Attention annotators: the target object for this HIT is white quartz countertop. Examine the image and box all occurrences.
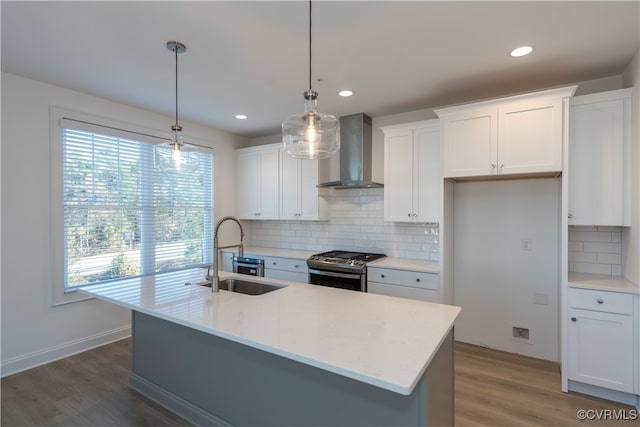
[80,269,460,395]
[368,257,439,273]
[569,272,640,294]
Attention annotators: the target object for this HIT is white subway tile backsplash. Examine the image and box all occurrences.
[568,241,583,252]
[246,188,439,261]
[569,231,612,242]
[597,253,621,264]
[583,242,621,253]
[568,226,622,274]
[568,251,597,263]
[569,262,612,275]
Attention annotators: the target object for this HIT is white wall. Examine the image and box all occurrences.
[622,51,639,285]
[453,179,560,362]
[0,72,246,376]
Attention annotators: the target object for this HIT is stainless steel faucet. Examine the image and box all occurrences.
[211,216,244,292]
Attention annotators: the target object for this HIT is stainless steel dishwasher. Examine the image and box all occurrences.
[232,256,265,277]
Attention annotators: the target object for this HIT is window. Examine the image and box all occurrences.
[51,109,213,300]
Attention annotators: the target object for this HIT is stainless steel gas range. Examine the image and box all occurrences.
[306,250,386,292]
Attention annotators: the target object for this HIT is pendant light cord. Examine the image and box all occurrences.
[175,45,179,128]
[308,0,312,92]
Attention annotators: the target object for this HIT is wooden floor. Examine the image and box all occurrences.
[1,339,635,426]
[454,342,635,427]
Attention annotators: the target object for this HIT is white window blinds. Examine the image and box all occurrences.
[61,123,213,290]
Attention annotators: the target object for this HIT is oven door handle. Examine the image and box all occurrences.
[308,268,361,280]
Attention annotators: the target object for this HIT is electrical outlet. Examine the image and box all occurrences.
[513,327,529,340]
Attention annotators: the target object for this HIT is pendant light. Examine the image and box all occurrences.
[282,0,339,160]
[155,41,199,173]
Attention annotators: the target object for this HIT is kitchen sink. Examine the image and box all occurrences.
[196,278,286,295]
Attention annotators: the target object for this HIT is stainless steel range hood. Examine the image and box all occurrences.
[317,113,383,189]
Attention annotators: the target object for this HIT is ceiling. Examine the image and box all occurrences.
[2,1,639,139]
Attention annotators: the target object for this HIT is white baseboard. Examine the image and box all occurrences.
[569,380,640,408]
[1,325,131,377]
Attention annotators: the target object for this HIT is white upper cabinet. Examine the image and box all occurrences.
[237,144,280,220]
[568,89,632,226]
[498,98,563,175]
[436,86,576,179]
[381,120,440,223]
[439,107,497,178]
[280,149,327,220]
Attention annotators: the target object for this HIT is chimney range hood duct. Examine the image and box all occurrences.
[317,113,383,189]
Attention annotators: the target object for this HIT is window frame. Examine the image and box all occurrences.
[50,106,214,306]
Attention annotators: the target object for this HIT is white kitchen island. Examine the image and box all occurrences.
[80,269,460,426]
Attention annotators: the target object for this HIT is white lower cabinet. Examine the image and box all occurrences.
[568,287,636,394]
[264,256,308,283]
[367,267,439,303]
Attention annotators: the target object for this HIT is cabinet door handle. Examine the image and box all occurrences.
[491,164,497,169]
[499,163,504,169]
[568,214,573,219]
[597,298,604,304]
[571,317,577,322]
[407,213,412,217]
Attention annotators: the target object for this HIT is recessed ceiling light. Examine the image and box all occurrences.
[510,46,534,57]
[235,114,248,120]
[338,90,353,97]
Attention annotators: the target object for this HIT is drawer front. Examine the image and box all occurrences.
[568,287,633,315]
[368,282,439,303]
[367,267,438,291]
[264,256,308,273]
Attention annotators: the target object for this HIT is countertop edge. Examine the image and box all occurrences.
[568,272,640,294]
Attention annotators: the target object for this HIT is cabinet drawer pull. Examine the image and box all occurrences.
[380,274,385,278]
[597,298,604,304]
[294,265,299,268]
[571,317,577,322]
[272,262,277,265]
[416,278,420,282]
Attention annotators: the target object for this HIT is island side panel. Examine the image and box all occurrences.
[130,311,454,426]
[424,328,454,426]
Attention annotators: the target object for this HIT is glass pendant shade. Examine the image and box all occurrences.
[283,90,340,160]
[156,40,199,173]
[154,125,199,173]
